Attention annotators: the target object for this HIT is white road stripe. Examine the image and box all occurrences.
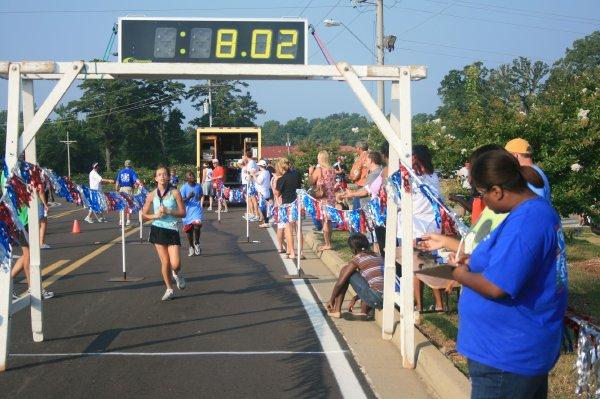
[266,227,368,399]
[11,351,347,357]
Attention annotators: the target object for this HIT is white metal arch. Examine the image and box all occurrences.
[0,60,425,371]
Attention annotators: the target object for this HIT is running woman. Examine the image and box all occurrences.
[181,171,203,257]
[142,166,187,301]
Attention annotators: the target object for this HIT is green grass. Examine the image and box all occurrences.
[329,230,354,262]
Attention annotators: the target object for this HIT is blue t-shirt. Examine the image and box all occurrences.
[529,164,551,203]
[457,197,568,376]
[116,167,138,188]
[180,183,203,225]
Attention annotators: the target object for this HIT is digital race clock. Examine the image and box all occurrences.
[118,17,308,64]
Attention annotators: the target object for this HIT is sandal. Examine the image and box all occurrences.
[327,310,341,319]
[317,245,332,252]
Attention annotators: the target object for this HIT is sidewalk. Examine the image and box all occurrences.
[299,224,472,399]
[293,232,436,398]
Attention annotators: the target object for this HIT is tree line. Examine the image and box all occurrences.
[1,30,599,218]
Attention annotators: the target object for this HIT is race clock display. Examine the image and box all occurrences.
[119,17,308,64]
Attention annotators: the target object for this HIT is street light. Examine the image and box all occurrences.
[323,19,376,58]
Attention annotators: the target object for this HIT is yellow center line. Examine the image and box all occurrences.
[48,208,85,219]
[43,226,142,289]
[19,259,71,284]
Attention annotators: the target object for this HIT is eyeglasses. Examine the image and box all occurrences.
[472,187,487,198]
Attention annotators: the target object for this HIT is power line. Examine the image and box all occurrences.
[455,0,600,24]
[319,0,344,25]
[399,38,525,58]
[398,1,457,36]
[394,5,587,35]
[0,5,356,15]
[420,0,600,25]
[298,0,316,16]
[309,12,366,60]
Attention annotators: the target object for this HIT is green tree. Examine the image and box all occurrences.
[187,80,264,128]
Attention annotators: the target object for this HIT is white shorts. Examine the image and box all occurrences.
[277,222,287,229]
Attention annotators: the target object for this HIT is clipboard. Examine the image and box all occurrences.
[414,264,456,280]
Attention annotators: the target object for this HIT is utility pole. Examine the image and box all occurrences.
[208,79,213,127]
[376,0,385,113]
[59,132,77,178]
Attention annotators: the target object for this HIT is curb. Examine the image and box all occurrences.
[303,230,471,399]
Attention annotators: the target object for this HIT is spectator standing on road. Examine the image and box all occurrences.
[348,141,369,209]
[505,138,551,202]
[201,161,214,210]
[453,149,567,398]
[242,151,260,221]
[0,172,54,299]
[212,159,228,213]
[142,166,187,301]
[326,234,383,319]
[255,159,272,227]
[275,158,303,259]
[308,151,337,252]
[181,171,203,257]
[271,161,286,253]
[115,159,142,226]
[85,162,114,224]
[38,188,50,249]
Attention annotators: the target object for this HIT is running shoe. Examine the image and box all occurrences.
[84,216,94,224]
[126,220,131,226]
[188,247,194,257]
[27,288,54,300]
[172,271,186,290]
[12,290,18,300]
[194,244,201,255]
[161,288,174,301]
[40,243,51,249]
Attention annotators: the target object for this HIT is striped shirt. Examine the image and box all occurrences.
[350,251,384,292]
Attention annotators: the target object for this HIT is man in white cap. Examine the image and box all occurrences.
[115,159,142,226]
[84,162,114,223]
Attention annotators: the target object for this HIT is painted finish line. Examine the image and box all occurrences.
[11,350,348,357]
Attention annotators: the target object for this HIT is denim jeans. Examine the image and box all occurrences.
[468,359,548,399]
[349,272,383,309]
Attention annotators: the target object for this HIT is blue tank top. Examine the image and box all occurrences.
[151,188,179,231]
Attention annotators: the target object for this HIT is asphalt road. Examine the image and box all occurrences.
[0,204,376,398]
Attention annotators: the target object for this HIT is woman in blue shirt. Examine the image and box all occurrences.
[452,149,567,399]
[142,166,187,301]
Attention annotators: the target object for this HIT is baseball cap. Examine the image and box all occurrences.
[212,159,219,163]
[505,138,532,154]
[257,159,267,167]
[124,159,131,167]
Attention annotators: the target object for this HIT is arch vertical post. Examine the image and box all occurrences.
[0,63,22,371]
[22,79,44,342]
[382,81,401,338]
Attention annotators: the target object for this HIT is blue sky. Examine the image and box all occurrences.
[1,0,599,126]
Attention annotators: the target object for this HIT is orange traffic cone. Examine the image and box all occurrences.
[72,219,81,234]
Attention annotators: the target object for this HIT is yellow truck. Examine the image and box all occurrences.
[196,127,261,184]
